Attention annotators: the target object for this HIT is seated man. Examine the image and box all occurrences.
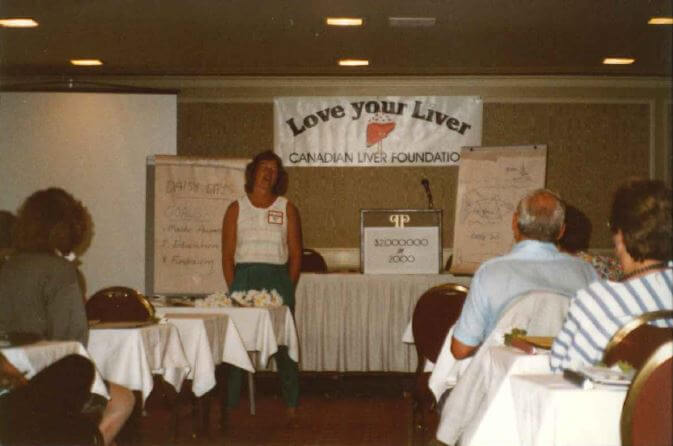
[450,188,598,360]
[551,179,672,371]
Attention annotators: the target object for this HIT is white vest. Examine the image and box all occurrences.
[235,195,289,265]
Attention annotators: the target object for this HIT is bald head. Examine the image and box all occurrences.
[514,189,565,242]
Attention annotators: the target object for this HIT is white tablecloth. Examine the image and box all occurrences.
[1,340,109,398]
[87,323,190,404]
[459,347,552,446]
[161,313,253,397]
[155,306,297,369]
[296,272,470,372]
[510,374,627,446]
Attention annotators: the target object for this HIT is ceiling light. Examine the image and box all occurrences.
[70,59,103,66]
[326,17,363,26]
[603,58,635,65]
[338,59,369,67]
[388,17,436,27]
[0,18,38,28]
[648,17,673,25]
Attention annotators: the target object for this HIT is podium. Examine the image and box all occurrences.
[360,209,442,274]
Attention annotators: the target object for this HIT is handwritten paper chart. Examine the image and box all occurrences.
[450,145,547,274]
[150,156,246,295]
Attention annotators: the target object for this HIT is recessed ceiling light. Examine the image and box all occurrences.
[0,18,38,28]
[326,17,363,26]
[338,59,369,67]
[388,17,436,27]
[603,58,635,65]
[70,59,104,66]
[648,17,673,25]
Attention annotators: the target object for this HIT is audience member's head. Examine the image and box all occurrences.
[608,179,672,263]
[514,188,566,243]
[244,150,288,195]
[13,188,88,255]
[558,205,592,254]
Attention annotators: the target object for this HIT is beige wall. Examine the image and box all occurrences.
[6,75,669,257]
[170,76,670,252]
[0,92,177,294]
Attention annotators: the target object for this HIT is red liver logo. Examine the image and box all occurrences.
[366,122,395,147]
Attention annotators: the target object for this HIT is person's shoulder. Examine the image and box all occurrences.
[574,278,621,303]
[225,200,240,215]
[278,196,298,212]
[476,245,523,270]
[470,253,512,282]
[285,198,297,212]
[17,252,76,274]
[563,252,598,269]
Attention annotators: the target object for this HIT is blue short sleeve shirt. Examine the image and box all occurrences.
[453,240,598,346]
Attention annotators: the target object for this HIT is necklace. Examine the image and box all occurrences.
[621,261,671,281]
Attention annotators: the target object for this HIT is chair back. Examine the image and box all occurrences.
[86,286,155,322]
[493,290,571,339]
[412,283,468,364]
[621,341,673,446]
[604,310,673,370]
[301,248,328,273]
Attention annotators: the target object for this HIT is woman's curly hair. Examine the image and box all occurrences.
[244,151,288,195]
[609,179,672,262]
[12,188,88,254]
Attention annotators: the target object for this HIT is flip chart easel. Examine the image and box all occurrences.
[450,145,547,275]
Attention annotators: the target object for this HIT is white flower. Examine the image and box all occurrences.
[203,288,284,308]
[231,290,253,307]
[197,291,232,307]
[269,289,283,307]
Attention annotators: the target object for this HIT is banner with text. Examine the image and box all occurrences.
[274,96,482,167]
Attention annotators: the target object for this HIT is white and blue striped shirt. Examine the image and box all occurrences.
[550,264,673,371]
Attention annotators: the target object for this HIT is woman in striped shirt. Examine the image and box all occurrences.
[551,179,672,371]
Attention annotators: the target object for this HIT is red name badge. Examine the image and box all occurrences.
[268,210,284,225]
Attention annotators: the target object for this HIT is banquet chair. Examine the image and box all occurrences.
[603,310,673,370]
[621,340,673,446]
[301,248,328,272]
[411,283,468,435]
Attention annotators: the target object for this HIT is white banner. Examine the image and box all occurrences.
[274,96,482,167]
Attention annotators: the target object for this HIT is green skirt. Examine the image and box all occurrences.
[230,263,295,310]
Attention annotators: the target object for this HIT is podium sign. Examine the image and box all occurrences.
[361,209,442,274]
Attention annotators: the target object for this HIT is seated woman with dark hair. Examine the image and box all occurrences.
[551,179,673,371]
[0,188,135,446]
[558,204,623,281]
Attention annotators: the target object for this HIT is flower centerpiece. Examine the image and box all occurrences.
[196,289,283,308]
[231,288,283,308]
[195,291,232,307]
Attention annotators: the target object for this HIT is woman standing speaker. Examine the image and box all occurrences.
[221,150,303,419]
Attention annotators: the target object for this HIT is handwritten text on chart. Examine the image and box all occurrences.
[470,232,501,241]
[165,179,237,197]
